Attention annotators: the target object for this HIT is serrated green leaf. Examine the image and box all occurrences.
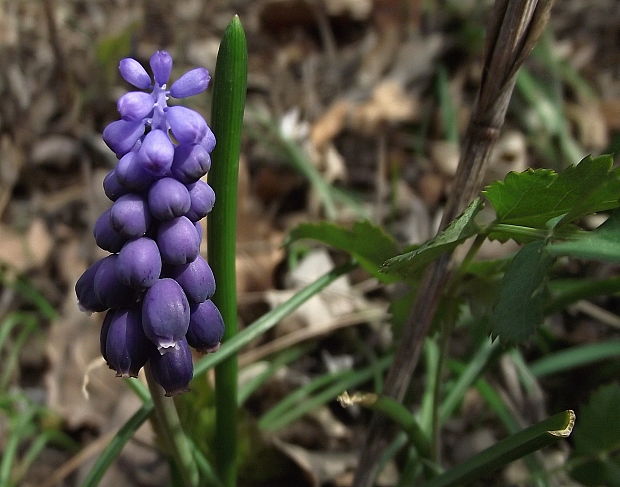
[287,220,400,282]
[381,198,483,277]
[570,383,620,487]
[491,240,553,344]
[484,155,620,228]
[548,209,620,262]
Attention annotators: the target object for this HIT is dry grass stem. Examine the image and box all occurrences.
[353,2,556,485]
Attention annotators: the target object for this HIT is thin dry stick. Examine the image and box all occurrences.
[352,1,555,485]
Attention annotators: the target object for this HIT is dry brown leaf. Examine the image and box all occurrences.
[311,100,351,149]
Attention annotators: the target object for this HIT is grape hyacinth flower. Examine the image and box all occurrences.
[75,51,224,395]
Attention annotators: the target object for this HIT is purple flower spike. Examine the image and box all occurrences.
[117,237,162,289]
[142,278,190,351]
[187,300,224,353]
[116,151,156,191]
[76,260,107,313]
[94,208,126,253]
[93,255,139,309]
[102,119,145,157]
[170,68,211,98]
[150,50,173,86]
[156,216,200,265]
[165,255,215,303]
[119,58,152,89]
[110,194,151,238]
[117,91,154,121]
[137,129,174,177]
[194,221,203,241]
[171,144,211,184]
[105,307,150,377]
[166,106,208,144]
[103,170,128,201]
[185,180,215,222]
[148,177,191,220]
[149,338,193,396]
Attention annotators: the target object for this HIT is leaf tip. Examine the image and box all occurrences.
[549,410,575,438]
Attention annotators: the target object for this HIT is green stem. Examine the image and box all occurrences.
[145,364,199,487]
[208,15,247,487]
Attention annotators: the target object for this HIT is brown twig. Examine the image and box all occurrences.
[352,1,555,485]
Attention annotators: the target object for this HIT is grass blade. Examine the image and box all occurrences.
[420,410,575,487]
[529,340,620,377]
[81,403,153,487]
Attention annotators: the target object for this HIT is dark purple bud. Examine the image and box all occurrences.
[117,91,154,121]
[170,144,211,184]
[102,119,145,157]
[166,106,207,145]
[117,238,162,288]
[110,193,151,238]
[148,177,191,220]
[200,126,216,153]
[76,259,107,313]
[94,255,139,309]
[194,221,203,241]
[142,278,190,351]
[169,68,211,98]
[185,181,215,222]
[156,216,200,265]
[116,151,156,191]
[150,50,173,86]
[103,169,128,201]
[149,338,193,396]
[166,256,215,303]
[119,58,151,89]
[100,310,113,362]
[105,307,150,377]
[187,300,224,353]
[137,129,174,177]
[94,208,127,253]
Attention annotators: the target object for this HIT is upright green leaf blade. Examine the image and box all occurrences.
[484,155,620,228]
[491,240,553,344]
[208,15,248,487]
[381,198,483,277]
[287,220,400,281]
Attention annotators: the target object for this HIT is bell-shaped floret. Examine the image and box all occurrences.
[94,208,126,253]
[185,181,215,222]
[166,106,207,144]
[137,129,174,177]
[119,58,151,89]
[142,278,190,351]
[116,151,156,191]
[150,51,173,86]
[76,259,107,313]
[103,170,128,201]
[117,91,154,121]
[170,144,211,184]
[149,338,193,396]
[165,255,215,303]
[156,216,200,265]
[200,126,216,153]
[187,300,224,353]
[148,178,191,220]
[93,255,139,309]
[110,193,151,238]
[100,310,113,362]
[117,237,162,289]
[102,119,145,157]
[194,221,203,241]
[105,307,150,377]
[170,68,211,98]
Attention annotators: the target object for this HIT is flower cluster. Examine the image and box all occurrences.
[76,51,224,396]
